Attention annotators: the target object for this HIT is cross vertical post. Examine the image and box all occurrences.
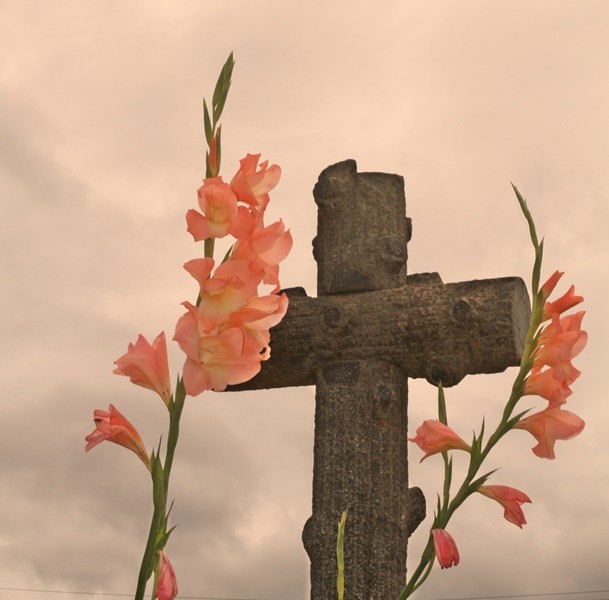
[301,159,419,598]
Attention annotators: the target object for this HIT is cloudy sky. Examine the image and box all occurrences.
[1,2,608,599]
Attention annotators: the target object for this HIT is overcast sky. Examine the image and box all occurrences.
[1,2,608,600]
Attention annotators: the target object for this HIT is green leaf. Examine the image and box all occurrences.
[469,468,499,493]
[532,238,544,297]
[336,510,347,600]
[215,125,222,175]
[203,99,213,145]
[512,183,539,250]
[212,52,235,126]
[437,383,447,425]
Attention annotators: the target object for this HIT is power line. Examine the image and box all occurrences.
[423,590,609,600]
[0,586,608,600]
[0,588,280,600]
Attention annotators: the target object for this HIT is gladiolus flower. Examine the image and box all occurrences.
[183,258,261,330]
[230,153,281,211]
[186,177,251,240]
[113,333,172,406]
[542,284,584,321]
[409,420,471,462]
[173,303,264,395]
[478,485,532,528]
[532,329,587,372]
[156,551,178,600]
[432,529,460,569]
[85,404,150,470]
[523,367,574,407]
[514,407,585,459]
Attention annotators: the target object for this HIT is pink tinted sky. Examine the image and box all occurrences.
[1,2,608,600]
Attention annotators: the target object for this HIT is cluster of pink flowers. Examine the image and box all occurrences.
[175,153,292,395]
[516,271,586,458]
[85,153,291,600]
[409,271,586,571]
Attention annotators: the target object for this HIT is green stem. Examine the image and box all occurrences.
[134,379,186,599]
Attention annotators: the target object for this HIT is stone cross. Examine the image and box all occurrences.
[229,160,530,599]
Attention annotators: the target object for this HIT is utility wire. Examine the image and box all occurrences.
[0,586,608,600]
[423,590,609,600]
[0,588,279,600]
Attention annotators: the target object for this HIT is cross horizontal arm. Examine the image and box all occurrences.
[228,273,530,392]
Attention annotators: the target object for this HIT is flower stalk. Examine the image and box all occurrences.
[398,186,586,599]
[86,52,291,600]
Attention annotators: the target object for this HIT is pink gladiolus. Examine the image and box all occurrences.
[113,333,172,406]
[186,177,251,241]
[432,529,460,569]
[409,420,471,462]
[538,311,585,345]
[514,407,585,459]
[540,270,564,300]
[85,404,150,470]
[230,153,281,211]
[156,551,178,600]
[523,367,574,407]
[532,329,587,372]
[478,485,532,528]
[183,258,261,330]
[173,303,263,395]
[223,293,289,360]
[232,219,293,292]
[542,284,584,321]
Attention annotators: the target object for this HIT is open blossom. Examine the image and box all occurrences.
[183,258,261,330]
[113,333,172,406]
[524,367,575,407]
[514,407,585,459]
[186,177,251,240]
[156,551,178,600]
[230,153,281,211]
[85,404,150,470]
[533,311,587,382]
[432,529,460,569]
[409,420,471,462]
[223,293,289,360]
[173,303,264,395]
[232,219,293,292]
[478,485,532,528]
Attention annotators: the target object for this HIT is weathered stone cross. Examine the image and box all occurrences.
[230,160,530,599]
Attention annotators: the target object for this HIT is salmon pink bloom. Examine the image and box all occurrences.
[514,407,585,459]
[542,284,584,321]
[432,529,460,569]
[230,153,281,211]
[232,219,293,292]
[113,333,172,406]
[156,551,178,600]
[523,367,574,407]
[532,329,587,371]
[538,311,585,345]
[183,258,261,330]
[224,293,289,360]
[477,485,532,528]
[409,420,471,462]
[173,303,263,395]
[85,404,150,470]
[186,177,251,240]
